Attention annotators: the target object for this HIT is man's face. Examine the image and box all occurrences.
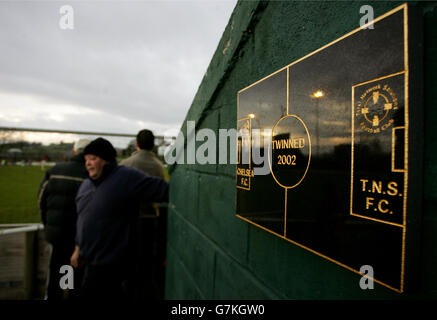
[84,154,107,180]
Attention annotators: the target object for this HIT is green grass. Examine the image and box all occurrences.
[0,165,170,224]
[0,166,47,224]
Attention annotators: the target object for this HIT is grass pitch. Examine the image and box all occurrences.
[0,163,170,224]
[0,166,47,224]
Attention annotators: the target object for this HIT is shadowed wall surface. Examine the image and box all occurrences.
[165,0,437,299]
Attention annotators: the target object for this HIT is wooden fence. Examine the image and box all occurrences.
[0,224,50,299]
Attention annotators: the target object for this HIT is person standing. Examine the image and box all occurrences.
[38,138,91,300]
[120,129,165,179]
[70,137,168,300]
[120,129,166,299]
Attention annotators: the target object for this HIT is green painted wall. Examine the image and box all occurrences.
[165,0,437,299]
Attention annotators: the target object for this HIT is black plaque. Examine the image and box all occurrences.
[236,4,422,293]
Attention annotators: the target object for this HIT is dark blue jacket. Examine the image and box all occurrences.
[75,164,168,266]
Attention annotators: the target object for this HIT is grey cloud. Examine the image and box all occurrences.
[0,0,237,135]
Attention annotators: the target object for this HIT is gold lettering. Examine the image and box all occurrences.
[387,181,398,196]
[378,199,389,213]
[366,197,374,209]
[384,85,398,108]
[361,85,381,100]
[273,138,305,150]
[372,180,382,194]
[241,177,249,186]
[237,168,254,177]
[299,138,305,148]
[277,154,297,166]
[360,179,369,192]
[360,121,386,134]
[382,119,394,131]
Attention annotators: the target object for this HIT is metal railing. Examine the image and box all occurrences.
[0,223,49,300]
[0,126,175,140]
[0,223,44,235]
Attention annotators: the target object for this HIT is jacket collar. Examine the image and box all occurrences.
[132,149,155,157]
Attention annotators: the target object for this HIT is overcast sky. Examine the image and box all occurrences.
[0,0,237,145]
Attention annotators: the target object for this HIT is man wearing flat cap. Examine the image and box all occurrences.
[38,138,91,300]
[70,137,168,300]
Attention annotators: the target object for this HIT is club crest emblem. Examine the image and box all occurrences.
[356,83,398,134]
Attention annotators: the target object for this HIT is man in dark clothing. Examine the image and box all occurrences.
[120,129,167,300]
[38,138,91,300]
[70,137,168,300]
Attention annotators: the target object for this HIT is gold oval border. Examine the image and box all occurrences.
[268,114,312,189]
